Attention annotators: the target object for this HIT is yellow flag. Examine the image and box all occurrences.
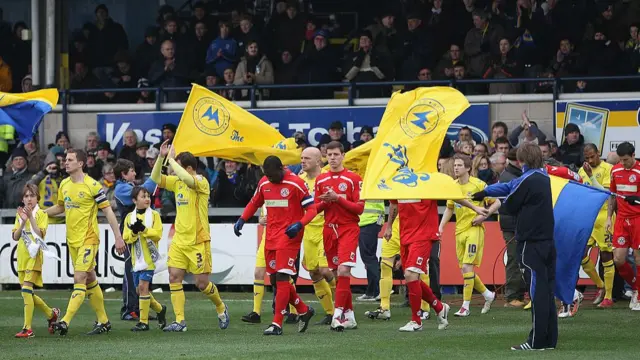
[172,84,300,165]
[361,87,470,200]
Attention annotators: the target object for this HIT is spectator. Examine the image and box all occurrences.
[457,140,473,155]
[99,163,118,213]
[85,151,102,180]
[509,110,547,147]
[160,17,191,61]
[69,30,89,70]
[425,0,453,60]
[577,29,621,92]
[539,141,552,161]
[148,40,190,102]
[301,19,318,54]
[28,159,65,224]
[274,4,305,55]
[135,27,160,78]
[86,4,129,78]
[464,10,504,78]
[21,73,33,92]
[0,55,12,91]
[398,13,435,81]
[435,44,463,80]
[7,21,30,92]
[136,78,155,104]
[110,51,139,102]
[23,139,44,174]
[85,132,100,153]
[548,38,579,79]
[558,123,585,169]
[234,40,274,100]
[203,68,218,87]
[319,121,352,152]
[70,60,100,103]
[211,160,252,208]
[368,11,399,58]
[160,123,176,147]
[489,121,508,153]
[494,136,511,155]
[484,38,522,94]
[43,145,65,169]
[135,141,151,177]
[118,130,139,163]
[489,151,507,175]
[144,147,159,180]
[218,67,241,100]
[471,154,497,184]
[235,15,261,58]
[473,142,489,157]
[296,30,339,99]
[344,30,393,98]
[192,21,212,75]
[626,23,640,76]
[405,66,432,91]
[55,131,71,150]
[352,125,375,148]
[455,126,475,148]
[0,148,34,208]
[96,141,115,166]
[273,50,299,100]
[452,62,485,95]
[190,1,215,33]
[206,21,238,78]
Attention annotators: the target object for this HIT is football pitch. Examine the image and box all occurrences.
[0,290,636,359]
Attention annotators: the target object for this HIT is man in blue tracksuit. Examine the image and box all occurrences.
[472,143,557,351]
[114,158,157,320]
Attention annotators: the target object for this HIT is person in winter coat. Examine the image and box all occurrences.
[558,123,585,170]
[464,10,504,78]
[0,148,35,208]
[483,38,522,94]
[296,30,339,99]
[206,21,238,78]
[344,30,393,98]
[234,41,274,100]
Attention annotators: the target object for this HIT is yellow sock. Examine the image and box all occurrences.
[313,278,334,315]
[380,259,393,310]
[139,295,151,324]
[202,282,226,314]
[474,274,488,294]
[33,294,53,319]
[288,278,298,315]
[86,280,109,324]
[149,294,163,313]
[582,256,604,288]
[62,284,86,325]
[463,272,475,302]
[419,273,430,312]
[21,285,35,330]
[170,283,186,323]
[329,277,337,293]
[603,260,615,300]
[253,280,265,315]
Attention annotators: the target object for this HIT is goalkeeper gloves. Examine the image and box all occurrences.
[234,218,245,237]
[471,191,487,201]
[624,195,640,205]
[285,222,303,239]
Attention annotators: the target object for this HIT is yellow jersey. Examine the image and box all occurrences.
[160,173,210,246]
[578,161,612,214]
[12,209,48,272]
[298,171,325,229]
[123,210,163,270]
[58,175,110,247]
[446,176,490,235]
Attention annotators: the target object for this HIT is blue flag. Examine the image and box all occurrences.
[0,89,59,143]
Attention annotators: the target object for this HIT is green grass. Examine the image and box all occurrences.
[0,290,636,359]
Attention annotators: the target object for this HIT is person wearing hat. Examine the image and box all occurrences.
[136,142,152,176]
[344,29,392,98]
[153,123,177,151]
[86,151,103,180]
[144,147,160,180]
[0,148,35,208]
[558,123,585,169]
[319,121,352,151]
[296,28,339,99]
[352,125,374,148]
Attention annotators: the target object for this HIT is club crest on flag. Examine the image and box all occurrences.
[378,143,430,190]
[193,97,230,136]
[400,98,444,138]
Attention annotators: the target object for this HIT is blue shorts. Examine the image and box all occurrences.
[132,270,154,288]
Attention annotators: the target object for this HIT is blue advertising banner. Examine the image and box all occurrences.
[98,104,490,153]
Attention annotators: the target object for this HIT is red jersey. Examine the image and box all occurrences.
[314,168,364,226]
[390,199,439,244]
[545,164,582,183]
[242,171,314,250]
[611,161,640,218]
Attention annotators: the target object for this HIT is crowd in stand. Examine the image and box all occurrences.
[2,0,640,101]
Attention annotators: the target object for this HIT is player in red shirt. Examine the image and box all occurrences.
[314,141,365,331]
[607,142,640,310]
[234,156,318,335]
[544,164,582,182]
[385,199,451,331]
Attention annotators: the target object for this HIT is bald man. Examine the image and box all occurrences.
[299,147,337,325]
[606,152,620,165]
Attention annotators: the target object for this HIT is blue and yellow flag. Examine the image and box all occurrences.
[0,89,59,143]
[172,84,301,165]
[550,176,610,304]
[361,87,470,200]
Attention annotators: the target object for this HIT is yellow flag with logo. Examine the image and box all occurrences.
[361,87,470,200]
[172,84,301,165]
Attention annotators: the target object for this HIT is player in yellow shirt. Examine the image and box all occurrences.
[440,154,501,317]
[12,184,60,338]
[152,140,229,332]
[123,186,168,331]
[46,149,126,336]
[577,143,615,309]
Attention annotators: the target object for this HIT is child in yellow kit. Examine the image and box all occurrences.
[12,184,60,338]
[123,186,167,331]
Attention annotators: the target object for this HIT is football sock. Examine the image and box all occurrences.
[603,260,615,300]
[463,271,475,308]
[582,256,604,288]
[617,262,637,290]
[289,281,309,314]
[139,295,151,324]
[21,285,34,330]
[635,265,640,292]
[335,276,351,313]
[380,259,393,310]
[328,276,337,292]
[149,294,163,313]
[273,281,290,327]
[202,282,226,314]
[419,280,443,313]
[473,274,491,298]
[313,278,334,315]
[253,279,265,315]
[169,283,185,323]
[33,294,53,319]
[62,284,86,325]
[86,280,109,324]
[420,273,430,312]
[288,279,298,315]
[406,280,422,325]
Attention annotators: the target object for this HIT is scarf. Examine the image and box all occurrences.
[18,205,60,259]
[102,178,115,188]
[246,55,260,75]
[130,207,167,273]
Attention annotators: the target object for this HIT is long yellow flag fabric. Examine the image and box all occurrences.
[172,84,301,165]
[361,87,470,200]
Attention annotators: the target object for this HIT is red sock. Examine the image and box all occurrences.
[635,265,640,292]
[618,262,637,290]
[335,276,351,310]
[419,279,443,313]
[407,280,423,325]
[273,281,290,327]
[346,282,353,311]
[289,281,309,314]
